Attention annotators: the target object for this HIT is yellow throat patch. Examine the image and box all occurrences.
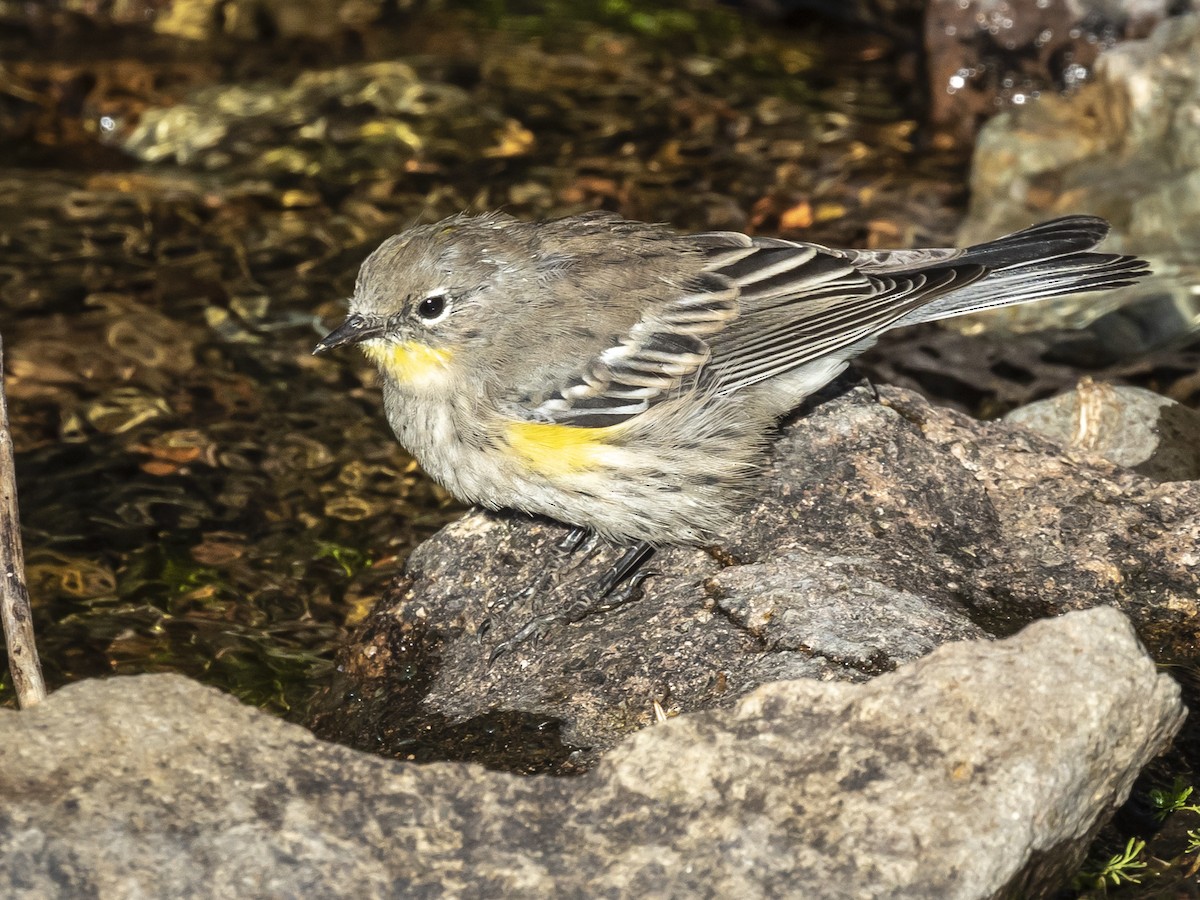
[362,340,453,388]
[504,420,623,477]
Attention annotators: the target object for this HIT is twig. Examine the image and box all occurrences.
[0,333,46,707]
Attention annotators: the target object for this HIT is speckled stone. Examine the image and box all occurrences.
[0,607,1183,898]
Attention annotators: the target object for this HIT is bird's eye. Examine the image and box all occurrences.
[417,294,447,322]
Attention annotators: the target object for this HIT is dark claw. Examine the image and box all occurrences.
[568,569,654,621]
[488,610,567,665]
[487,540,658,664]
[577,531,602,558]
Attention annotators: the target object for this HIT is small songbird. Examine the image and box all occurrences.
[316,211,1147,556]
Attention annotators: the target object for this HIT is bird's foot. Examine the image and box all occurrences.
[488,541,657,664]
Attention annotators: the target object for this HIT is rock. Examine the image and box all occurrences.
[957,13,1200,334]
[0,607,1183,898]
[924,0,1185,142]
[314,386,1200,762]
[1005,379,1200,481]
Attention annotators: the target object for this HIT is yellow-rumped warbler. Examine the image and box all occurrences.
[316,211,1148,550]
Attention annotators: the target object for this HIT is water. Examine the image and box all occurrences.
[5,5,1199,894]
[0,0,973,715]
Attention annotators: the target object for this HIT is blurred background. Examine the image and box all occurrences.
[0,0,1196,720]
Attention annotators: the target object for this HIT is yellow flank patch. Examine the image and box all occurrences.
[361,340,453,387]
[504,420,621,476]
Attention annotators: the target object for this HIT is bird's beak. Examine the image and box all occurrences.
[313,315,385,354]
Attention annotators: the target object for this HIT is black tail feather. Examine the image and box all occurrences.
[956,216,1111,269]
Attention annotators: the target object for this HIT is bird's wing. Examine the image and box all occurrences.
[506,270,739,427]
[833,216,1113,272]
[698,237,986,395]
[699,215,1144,394]
[505,216,1144,425]
[507,237,984,425]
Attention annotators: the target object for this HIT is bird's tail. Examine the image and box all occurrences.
[894,216,1150,328]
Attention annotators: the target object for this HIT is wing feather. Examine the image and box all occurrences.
[505,214,1147,427]
[701,239,988,394]
[707,265,985,394]
[511,271,739,426]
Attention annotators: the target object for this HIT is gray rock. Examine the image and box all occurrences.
[0,607,1183,899]
[317,386,1200,760]
[1005,379,1200,480]
[958,13,1200,335]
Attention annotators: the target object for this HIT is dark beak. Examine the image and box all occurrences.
[313,315,385,354]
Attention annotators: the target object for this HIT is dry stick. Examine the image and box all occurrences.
[0,334,46,707]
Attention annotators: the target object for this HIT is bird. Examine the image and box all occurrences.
[315,211,1148,623]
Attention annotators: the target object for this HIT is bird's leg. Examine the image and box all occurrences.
[591,541,656,599]
[489,540,657,664]
[856,370,881,403]
[555,524,591,554]
[865,377,881,403]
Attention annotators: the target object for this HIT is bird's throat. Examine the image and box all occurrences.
[362,340,453,388]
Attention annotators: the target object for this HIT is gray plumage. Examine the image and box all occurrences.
[316,211,1149,545]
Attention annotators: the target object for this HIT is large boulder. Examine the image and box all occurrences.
[0,607,1183,898]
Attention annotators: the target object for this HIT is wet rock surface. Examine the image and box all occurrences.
[0,607,1183,898]
[924,0,1189,142]
[959,12,1200,335]
[314,385,1200,762]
